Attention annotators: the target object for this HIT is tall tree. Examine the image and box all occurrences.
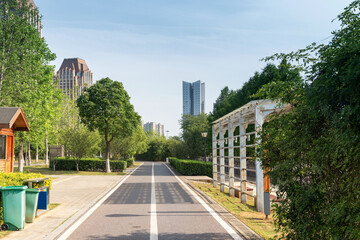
[209,62,301,122]
[110,126,148,159]
[1,0,58,171]
[77,77,140,173]
[180,114,209,159]
[256,1,360,239]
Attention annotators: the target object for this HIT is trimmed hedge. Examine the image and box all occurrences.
[50,157,127,172]
[169,157,212,177]
[125,158,134,167]
[0,172,52,222]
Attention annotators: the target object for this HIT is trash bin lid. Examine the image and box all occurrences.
[26,188,40,193]
[0,186,28,191]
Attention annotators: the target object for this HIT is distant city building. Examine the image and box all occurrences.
[56,58,93,100]
[27,0,42,37]
[143,122,156,133]
[182,80,205,115]
[156,123,165,136]
[143,122,165,136]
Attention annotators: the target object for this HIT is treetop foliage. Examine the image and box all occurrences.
[77,77,140,141]
[258,1,360,238]
[210,62,302,122]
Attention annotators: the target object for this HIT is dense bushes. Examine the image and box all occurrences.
[50,157,127,172]
[125,158,134,167]
[0,172,52,222]
[169,158,212,177]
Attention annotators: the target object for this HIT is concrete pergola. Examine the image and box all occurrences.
[212,99,286,214]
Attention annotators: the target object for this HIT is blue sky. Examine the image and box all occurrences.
[35,0,352,136]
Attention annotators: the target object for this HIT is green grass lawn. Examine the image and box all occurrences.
[193,182,277,240]
[14,164,127,176]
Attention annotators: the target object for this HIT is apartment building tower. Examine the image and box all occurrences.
[27,0,42,37]
[56,58,93,100]
[182,80,205,115]
[143,122,165,136]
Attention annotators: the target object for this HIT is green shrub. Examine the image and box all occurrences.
[50,157,127,172]
[0,172,52,222]
[125,158,134,167]
[169,157,212,177]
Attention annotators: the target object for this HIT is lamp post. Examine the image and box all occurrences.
[201,131,208,162]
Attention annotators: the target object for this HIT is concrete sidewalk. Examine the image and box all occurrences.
[3,173,129,240]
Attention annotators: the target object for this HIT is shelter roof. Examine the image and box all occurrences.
[212,99,274,124]
[0,107,30,131]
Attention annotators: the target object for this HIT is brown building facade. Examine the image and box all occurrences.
[56,58,93,100]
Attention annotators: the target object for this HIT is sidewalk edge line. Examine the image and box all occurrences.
[56,163,144,240]
[163,163,243,240]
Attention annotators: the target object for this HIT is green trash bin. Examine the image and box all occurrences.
[25,188,40,223]
[0,186,27,231]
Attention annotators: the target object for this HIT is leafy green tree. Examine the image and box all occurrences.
[180,114,209,159]
[110,126,148,159]
[256,1,360,239]
[167,137,187,159]
[60,125,100,172]
[77,77,140,173]
[209,62,301,122]
[135,135,168,161]
[0,0,59,171]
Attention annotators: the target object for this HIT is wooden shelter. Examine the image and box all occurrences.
[0,107,29,172]
[212,100,288,215]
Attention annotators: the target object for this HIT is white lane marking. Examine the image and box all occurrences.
[52,176,78,185]
[57,163,144,240]
[150,163,158,240]
[163,163,243,240]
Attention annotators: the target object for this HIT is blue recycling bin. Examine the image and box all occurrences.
[37,188,48,210]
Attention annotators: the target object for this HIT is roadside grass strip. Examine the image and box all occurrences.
[163,163,243,240]
[193,182,277,240]
[16,164,128,176]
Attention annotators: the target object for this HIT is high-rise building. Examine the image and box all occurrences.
[56,58,93,100]
[182,80,205,115]
[143,122,156,133]
[156,123,164,136]
[27,0,42,37]
[143,122,165,136]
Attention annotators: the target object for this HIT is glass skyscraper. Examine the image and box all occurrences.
[182,80,205,115]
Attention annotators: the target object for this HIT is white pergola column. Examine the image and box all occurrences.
[255,106,264,213]
[239,113,247,203]
[219,123,225,193]
[212,125,218,188]
[228,118,234,197]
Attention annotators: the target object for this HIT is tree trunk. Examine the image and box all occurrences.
[24,142,28,166]
[76,162,79,172]
[27,141,31,166]
[106,141,111,173]
[36,144,38,162]
[18,133,24,172]
[45,133,49,165]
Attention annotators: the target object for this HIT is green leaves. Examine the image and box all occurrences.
[77,77,140,140]
[180,113,209,159]
[256,1,360,239]
[77,77,140,172]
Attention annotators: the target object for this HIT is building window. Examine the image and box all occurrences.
[0,135,6,159]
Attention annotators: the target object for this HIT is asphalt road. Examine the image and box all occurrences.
[65,162,242,240]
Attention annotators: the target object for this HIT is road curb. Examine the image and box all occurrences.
[165,163,263,240]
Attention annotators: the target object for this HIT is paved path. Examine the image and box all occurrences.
[4,174,126,240]
[60,162,244,240]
